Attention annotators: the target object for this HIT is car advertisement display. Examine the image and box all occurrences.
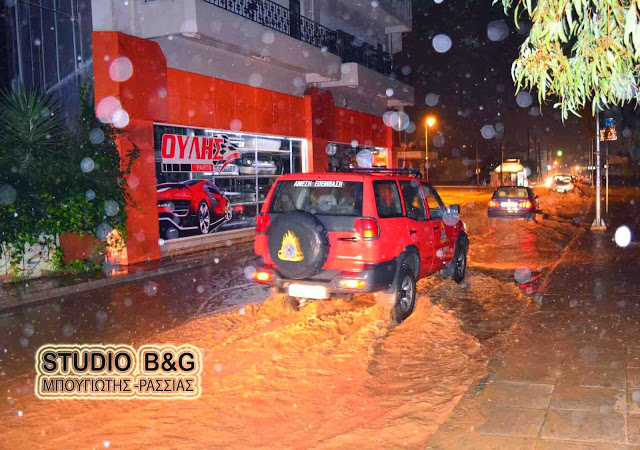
[153,125,303,241]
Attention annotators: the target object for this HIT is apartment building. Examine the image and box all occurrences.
[3,0,414,264]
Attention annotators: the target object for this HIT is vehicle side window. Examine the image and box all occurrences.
[421,183,445,220]
[373,181,403,218]
[205,183,221,195]
[399,181,426,220]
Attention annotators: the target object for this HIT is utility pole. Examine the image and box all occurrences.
[475,135,480,189]
[606,139,610,214]
[592,111,606,230]
[500,144,504,186]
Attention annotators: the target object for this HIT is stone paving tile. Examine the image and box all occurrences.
[629,369,640,388]
[427,432,536,449]
[535,440,628,449]
[492,360,559,385]
[628,347,640,368]
[629,414,640,444]
[561,347,627,369]
[556,365,626,389]
[541,409,626,443]
[627,389,640,414]
[474,405,546,438]
[549,385,626,413]
[479,382,554,410]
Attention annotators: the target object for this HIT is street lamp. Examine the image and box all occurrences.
[425,116,436,181]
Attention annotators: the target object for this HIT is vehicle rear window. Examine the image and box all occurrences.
[269,180,363,216]
[494,187,529,198]
[373,180,403,218]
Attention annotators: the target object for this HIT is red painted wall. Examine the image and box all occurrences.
[82,31,393,264]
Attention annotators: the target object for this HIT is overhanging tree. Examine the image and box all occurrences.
[497,0,640,119]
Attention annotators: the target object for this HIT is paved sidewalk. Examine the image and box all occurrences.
[428,227,640,449]
[0,241,255,311]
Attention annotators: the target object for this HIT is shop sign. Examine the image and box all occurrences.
[600,118,618,141]
[161,134,241,172]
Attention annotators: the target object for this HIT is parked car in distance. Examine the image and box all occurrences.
[550,176,574,193]
[157,180,232,238]
[251,168,469,323]
[488,186,537,219]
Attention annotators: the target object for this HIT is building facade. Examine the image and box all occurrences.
[4,0,414,265]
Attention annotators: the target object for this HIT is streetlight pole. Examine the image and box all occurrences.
[424,116,435,182]
[425,122,429,181]
[592,111,606,230]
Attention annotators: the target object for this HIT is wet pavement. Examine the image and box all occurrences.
[0,242,267,381]
[428,189,640,448]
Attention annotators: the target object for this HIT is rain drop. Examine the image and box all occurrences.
[0,185,17,206]
[481,125,496,139]
[109,56,133,82]
[425,93,439,106]
[516,91,533,108]
[614,226,632,247]
[89,128,105,145]
[104,200,120,217]
[144,281,158,296]
[80,157,95,173]
[432,34,452,53]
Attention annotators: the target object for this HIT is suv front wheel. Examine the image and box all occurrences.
[392,264,416,323]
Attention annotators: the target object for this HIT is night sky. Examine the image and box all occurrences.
[399,0,592,167]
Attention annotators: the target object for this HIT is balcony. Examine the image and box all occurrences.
[139,0,403,78]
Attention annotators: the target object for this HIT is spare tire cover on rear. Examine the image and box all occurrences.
[267,211,330,279]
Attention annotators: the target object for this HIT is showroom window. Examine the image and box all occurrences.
[153,124,303,240]
[326,142,387,172]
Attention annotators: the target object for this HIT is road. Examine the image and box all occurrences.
[1,185,636,448]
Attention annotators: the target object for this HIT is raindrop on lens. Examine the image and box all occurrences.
[248,73,262,87]
[89,128,105,145]
[385,88,394,97]
[614,226,632,247]
[487,20,509,42]
[22,324,35,337]
[104,200,120,217]
[81,157,95,173]
[516,91,533,108]
[432,34,452,53]
[62,324,74,337]
[244,266,256,280]
[196,285,204,294]
[481,125,496,139]
[0,185,17,206]
[425,93,439,106]
[167,228,179,240]
[96,223,113,241]
[144,281,158,296]
[514,267,531,284]
[214,363,223,373]
[109,56,133,82]
[262,31,275,44]
[85,190,96,201]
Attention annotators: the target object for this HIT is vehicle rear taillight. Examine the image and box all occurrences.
[338,278,367,290]
[488,199,499,208]
[252,270,274,283]
[519,200,532,209]
[255,214,270,233]
[354,218,379,239]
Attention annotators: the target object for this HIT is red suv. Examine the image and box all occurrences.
[252,169,468,322]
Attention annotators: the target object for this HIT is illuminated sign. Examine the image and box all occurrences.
[161,134,241,172]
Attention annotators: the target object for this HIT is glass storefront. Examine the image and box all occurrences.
[153,124,303,240]
[326,142,388,172]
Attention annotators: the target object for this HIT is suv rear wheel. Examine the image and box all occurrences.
[392,265,416,323]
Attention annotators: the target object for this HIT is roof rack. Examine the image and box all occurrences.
[337,168,423,178]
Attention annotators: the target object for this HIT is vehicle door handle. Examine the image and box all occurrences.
[409,230,417,234]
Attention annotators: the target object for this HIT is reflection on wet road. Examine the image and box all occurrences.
[0,243,267,380]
